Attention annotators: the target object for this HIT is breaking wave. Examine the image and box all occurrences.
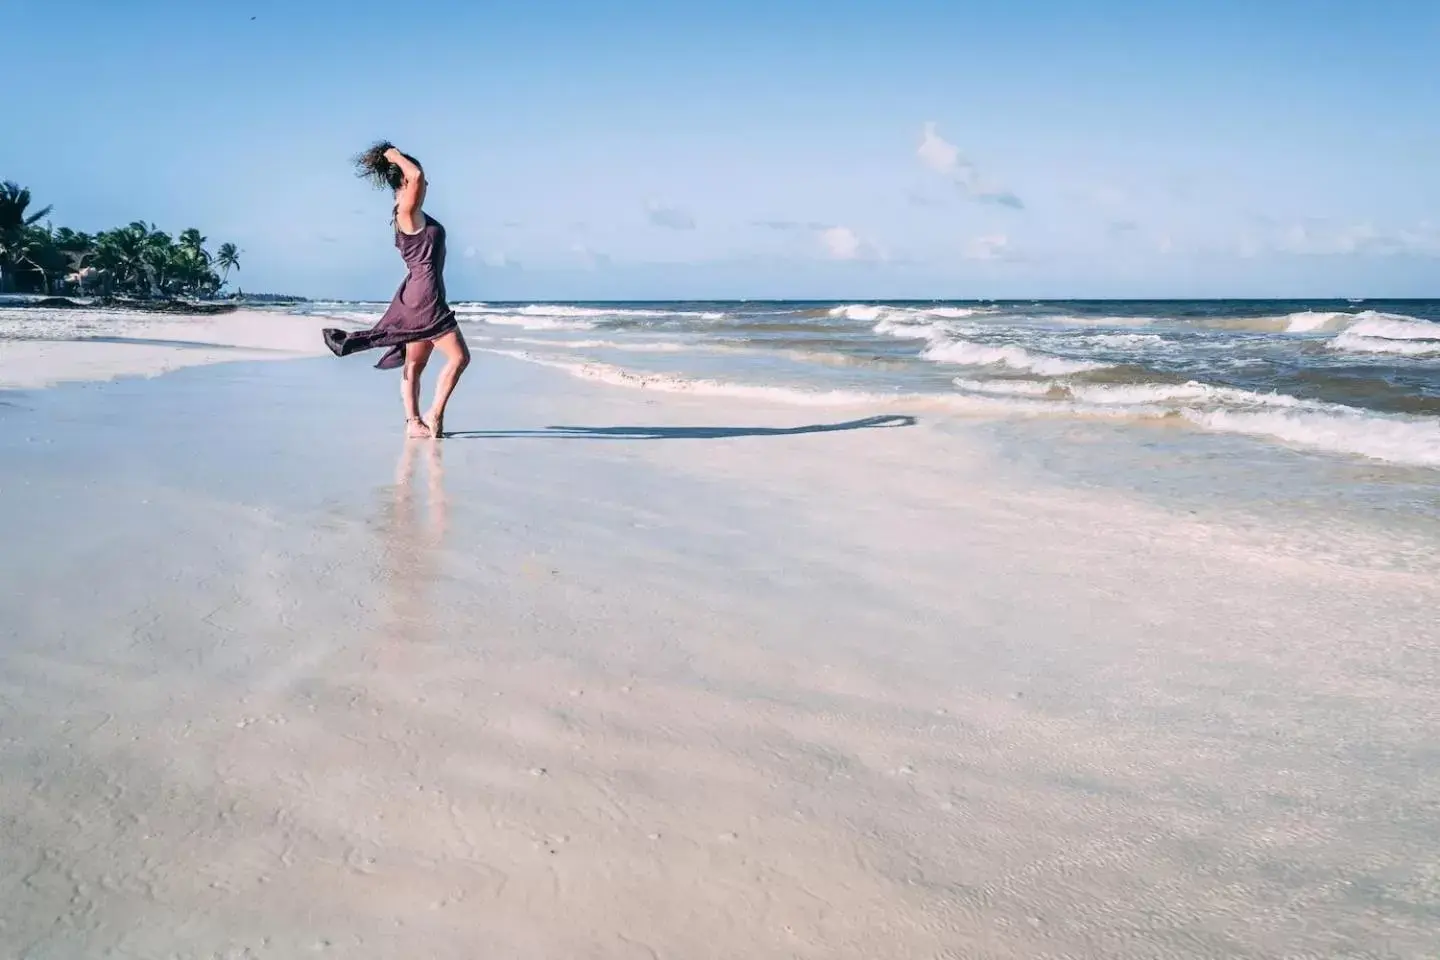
[1328,312,1440,356]
[923,340,1107,375]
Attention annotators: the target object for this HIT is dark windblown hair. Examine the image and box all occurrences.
[354,140,419,192]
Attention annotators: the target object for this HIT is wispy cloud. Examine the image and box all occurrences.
[646,201,696,230]
[918,122,1023,209]
[963,234,1012,261]
[1241,219,1440,258]
[464,246,515,268]
[753,220,880,260]
[820,226,864,260]
[1107,219,1140,239]
[753,219,829,231]
[571,242,612,269]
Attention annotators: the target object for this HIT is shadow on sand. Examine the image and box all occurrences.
[444,414,916,441]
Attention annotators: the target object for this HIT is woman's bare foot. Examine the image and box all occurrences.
[406,416,432,439]
[426,410,445,439]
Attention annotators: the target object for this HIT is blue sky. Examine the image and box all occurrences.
[8,0,1439,299]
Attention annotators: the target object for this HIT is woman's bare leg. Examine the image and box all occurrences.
[424,330,470,438]
[402,340,434,437]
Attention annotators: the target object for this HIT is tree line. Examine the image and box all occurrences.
[0,181,240,299]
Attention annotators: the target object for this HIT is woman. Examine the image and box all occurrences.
[323,142,470,438]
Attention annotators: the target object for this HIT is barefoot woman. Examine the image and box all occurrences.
[323,142,469,438]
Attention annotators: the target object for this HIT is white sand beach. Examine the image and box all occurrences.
[1,321,1437,958]
[0,308,337,390]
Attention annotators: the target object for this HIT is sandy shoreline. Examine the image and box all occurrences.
[1,339,1438,957]
[0,309,338,389]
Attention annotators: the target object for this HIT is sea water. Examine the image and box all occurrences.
[287,299,1440,467]
[5,297,1438,540]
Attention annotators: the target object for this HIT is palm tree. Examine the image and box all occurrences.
[4,186,233,298]
[0,182,52,231]
[53,227,94,256]
[51,227,96,291]
[214,242,240,289]
[15,225,67,294]
[178,228,208,262]
[93,225,150,295]
[0,182,54,292]
[174,227,219,297]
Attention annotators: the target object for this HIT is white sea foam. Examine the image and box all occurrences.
[1192,311,1355,333]
[952,368,1440,467]
[873,316,947,340]
[463,313,596,331]
[1182,408,1440,467]
[500,337,691,352]
[1081,333,1167,348]
[1284,311,1354,333]
[923,339,1106,375]
[459,304,708,319]
[485,347,1161,422]
[493,345,1440,460]
[1046,314,1159,328]
[829,304,887,322]
[1330,335,1440,357]
[952,377,1314,410]
[831,304,985,323]
[453,304,726,329]
[924,306,986,319]
[1068,381,1312,408]
[481,349,905,407]
[951,378,1059,398]
[1341,311,1437,340]
[1326,312,1440,357]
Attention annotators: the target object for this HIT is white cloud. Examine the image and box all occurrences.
[754,221,880,260]
[646,201,696,230]
[482,251,510,268]
[820,226,864,260]
[918,122,962,178]
[463,245,478,258]
[963,234,1011,261]
[918,122,1023,209]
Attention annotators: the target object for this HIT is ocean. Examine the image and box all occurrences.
[286,298,1440,470]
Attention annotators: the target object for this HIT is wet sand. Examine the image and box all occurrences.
[0,350,1437,958]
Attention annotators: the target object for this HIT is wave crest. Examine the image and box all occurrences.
[1327,311,1440,357]
[923,339,1106,375]
[1182,408,1440,467]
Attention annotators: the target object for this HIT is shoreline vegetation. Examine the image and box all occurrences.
[0,180,243,302]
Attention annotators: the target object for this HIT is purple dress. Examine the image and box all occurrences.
[323,214,459,369]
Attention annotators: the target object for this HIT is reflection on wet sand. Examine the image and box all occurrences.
[379,439,448,639]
